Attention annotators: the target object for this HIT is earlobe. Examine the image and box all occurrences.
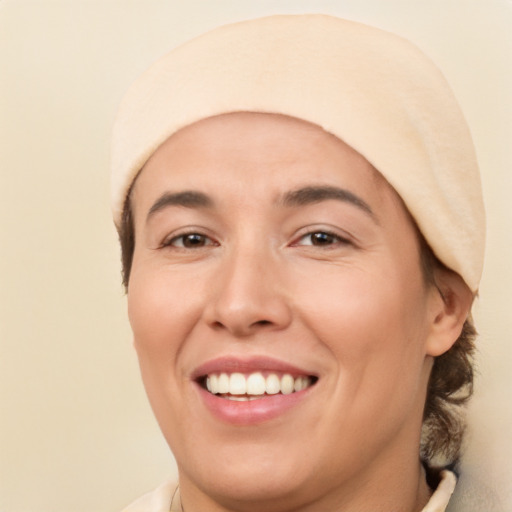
[426,268,474,357]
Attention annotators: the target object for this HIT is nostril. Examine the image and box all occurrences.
[255,320,272,326]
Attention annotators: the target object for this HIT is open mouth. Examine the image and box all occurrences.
[199,372,318,401]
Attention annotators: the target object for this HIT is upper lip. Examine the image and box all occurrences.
[190,356,317,381]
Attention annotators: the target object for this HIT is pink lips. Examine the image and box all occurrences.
[191,356,317,426]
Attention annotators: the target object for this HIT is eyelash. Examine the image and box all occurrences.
[293,230,351,248]
[162,231,218,249]
[162,229,350,250]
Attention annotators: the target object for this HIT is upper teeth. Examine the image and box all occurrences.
[206,372,312,397]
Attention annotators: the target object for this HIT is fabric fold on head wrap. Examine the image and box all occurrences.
[111,14,485,292]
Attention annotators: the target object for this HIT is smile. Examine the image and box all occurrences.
[204,372,315,400]
[192,357,319,424]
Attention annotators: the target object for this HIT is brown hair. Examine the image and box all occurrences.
[117,191,476,469]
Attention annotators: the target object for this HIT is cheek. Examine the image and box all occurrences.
[127,263,202,368]
[303,274,430,458]
[126,263,209,434]
[128,276,171,353]
[296,261,429,395]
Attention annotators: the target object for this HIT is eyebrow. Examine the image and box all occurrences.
[280,185,375,218]
[145,185,375,223]
[146,191,214,222]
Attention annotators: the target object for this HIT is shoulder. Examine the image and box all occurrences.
[120,480,177,512]
[447,468,503,512]
[426,467,504,512]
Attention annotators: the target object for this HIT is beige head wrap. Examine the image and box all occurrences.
[111,14,485,292]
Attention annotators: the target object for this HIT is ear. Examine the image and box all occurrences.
[426,268,474,357]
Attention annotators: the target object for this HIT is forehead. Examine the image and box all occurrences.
[133,112,397,206]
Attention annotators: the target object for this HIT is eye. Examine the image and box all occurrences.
[164,232,216,249]
[296,230,349,247]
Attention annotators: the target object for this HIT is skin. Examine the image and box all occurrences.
[127,113,472,512]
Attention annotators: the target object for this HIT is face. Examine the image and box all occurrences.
[128,113,440,509]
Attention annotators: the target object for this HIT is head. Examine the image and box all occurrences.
[111,14,484,509]
[118,112,476,467]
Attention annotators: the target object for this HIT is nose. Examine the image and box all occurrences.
[203,245,292,337]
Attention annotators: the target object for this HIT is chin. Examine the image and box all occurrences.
[177,440,315,505]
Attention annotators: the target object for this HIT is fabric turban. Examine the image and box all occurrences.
[111,14,485,292]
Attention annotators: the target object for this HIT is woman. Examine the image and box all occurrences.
[111,15,484,512]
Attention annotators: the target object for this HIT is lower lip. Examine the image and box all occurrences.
[195,384,313,425]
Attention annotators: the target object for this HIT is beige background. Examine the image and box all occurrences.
[1,1,511,511]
